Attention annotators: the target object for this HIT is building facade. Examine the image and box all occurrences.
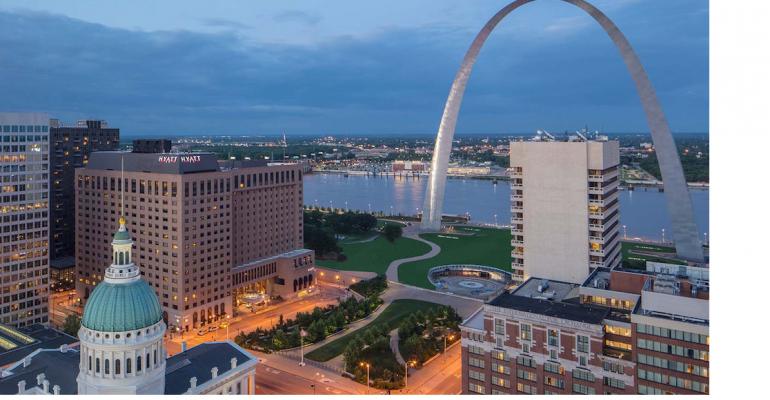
[460,278,635,395]
[75,147,311,333]
[49,120,119,264]
[509,139,621,285]
[0,113,51,327]
[460,265,709,395]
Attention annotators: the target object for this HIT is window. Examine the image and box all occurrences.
[469,370,486,382]
[573,368,595,382]
[579,355,587,366]
[468,345,484,355]
[573,383,596,394]
[491,350,507,361]
[492,362,510,374]
[469,383,485,394]
[495,318,505,335]
[577,335,589,353]
[517,383,535,394]
[469,357,485,369]
[603,360,625,375]
[548,329,559,347]
[545,376,565,389]
[492,376,510,388]
[549,349,558,360]
[516,369,537,382]
[604,376,626,389]
[517,356,535,368]
[522,343,530,353]
[544,362,564,375]
[520,323,531,341]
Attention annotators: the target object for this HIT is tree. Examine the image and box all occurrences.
[62,314,81,337]
[383,224,403,243]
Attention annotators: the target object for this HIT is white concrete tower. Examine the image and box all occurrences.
[76,216,167,394]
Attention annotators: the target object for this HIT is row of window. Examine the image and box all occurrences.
[637,368,708,393]
[1,125,49,133]
[637,338,709,361]
[636,323,709,345]
[637,353,708,377]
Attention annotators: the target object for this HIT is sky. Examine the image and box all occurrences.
[0,0,708,136]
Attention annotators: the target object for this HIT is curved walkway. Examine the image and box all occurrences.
[389,328,405,365]
[385,229,441,282]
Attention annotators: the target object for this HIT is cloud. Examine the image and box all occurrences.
[201,18,251,30]
[273,10,321,26]
[0,1,708,135]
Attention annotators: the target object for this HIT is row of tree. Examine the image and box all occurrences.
[234,295,383,352]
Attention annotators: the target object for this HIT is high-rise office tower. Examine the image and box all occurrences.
[509,138,621,285]
[75,142,312,333]
[0,113,51,327]
[49,119,119,265]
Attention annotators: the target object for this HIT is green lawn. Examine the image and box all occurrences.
[621,241,686,269]
[316,235,431,274]
[398,226,511,289]
[305,299,444,362]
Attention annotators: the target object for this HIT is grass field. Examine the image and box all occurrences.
[621,241,687,269]
[398,226,511,289]
[305,299,445,362]
[316,234,431,274]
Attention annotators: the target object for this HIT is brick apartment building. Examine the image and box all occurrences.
[460,263,708,395]
[74,143,314,332]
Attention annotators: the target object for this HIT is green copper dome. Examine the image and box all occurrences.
[82,279,163,332]
[113,229,131,241]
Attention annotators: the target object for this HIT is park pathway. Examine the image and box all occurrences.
[385,226,441,282]
[389,328,405,365]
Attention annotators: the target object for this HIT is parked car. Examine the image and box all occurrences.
[208,325,218,332]
[197,329,207,336]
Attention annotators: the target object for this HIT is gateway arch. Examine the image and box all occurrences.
[421,0,704,262]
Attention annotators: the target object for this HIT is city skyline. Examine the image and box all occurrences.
[0,0,722,396]
[0,0,707,135]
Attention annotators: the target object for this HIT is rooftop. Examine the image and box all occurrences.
[0,324,77,368]
[164,341,258,394]
[488,278,609,325]
[0,341,258,395]
[0,347,80,395]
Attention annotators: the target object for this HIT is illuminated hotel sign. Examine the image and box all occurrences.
[158,155,202,164]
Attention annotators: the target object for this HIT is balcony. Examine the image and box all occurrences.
[511,239,524,246]
[603,347,632,361]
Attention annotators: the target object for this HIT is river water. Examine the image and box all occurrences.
[303,173,709,241]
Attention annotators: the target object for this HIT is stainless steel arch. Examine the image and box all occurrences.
[421,0,704,262]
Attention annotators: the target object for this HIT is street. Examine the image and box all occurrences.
[166,283,348,355]
[402,343,462,395]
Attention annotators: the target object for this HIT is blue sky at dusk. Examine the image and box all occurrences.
[0,0,708,136]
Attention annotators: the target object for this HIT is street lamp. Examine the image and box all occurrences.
[404,359,416,390]
[360,362,370,393]
[225,314,231,340]
[494,214,498,227]
[299,329,308,366]
[661,228,666,243]
[444,334,455,353]
[623,225,627,239]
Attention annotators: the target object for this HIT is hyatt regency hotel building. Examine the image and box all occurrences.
[74,141,315,332]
